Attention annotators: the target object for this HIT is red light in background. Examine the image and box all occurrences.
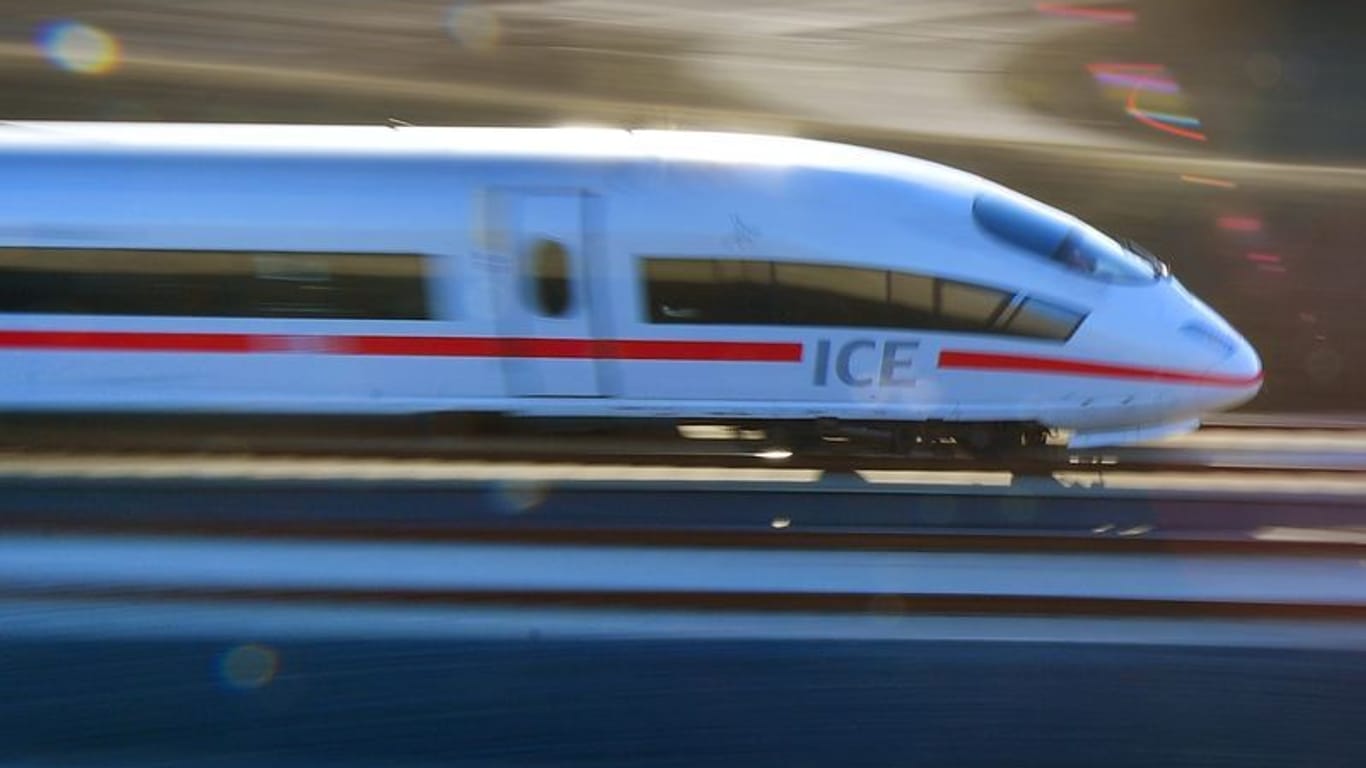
[1037,3,1136,24]
[1217,216,1263,232]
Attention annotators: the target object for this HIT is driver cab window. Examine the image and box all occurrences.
[972,191,1156,283]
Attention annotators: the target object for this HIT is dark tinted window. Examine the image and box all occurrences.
[642,257,1076,338]
[973,192,1156,283]
[939,279,1010,327]
[714,259,774,324]
[1001,297,1086,341]
[530,238,571,317]
[0,247,428,319]
[643,258,772,324]
[772,262,886,327]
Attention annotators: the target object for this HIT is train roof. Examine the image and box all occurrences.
[0,121,986,192]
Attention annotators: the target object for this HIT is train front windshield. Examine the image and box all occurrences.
[1054,228,1162,283]
[972,191,1159,284]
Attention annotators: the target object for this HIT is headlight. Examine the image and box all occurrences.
[1180,321,1236,358]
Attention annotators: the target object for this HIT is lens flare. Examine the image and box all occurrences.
[489,479,550,513]
[1217,215,1263,233]
[1088,62,1207,142]
[445,3,500,52]
[37,20,121,75]
[218,643,280,690]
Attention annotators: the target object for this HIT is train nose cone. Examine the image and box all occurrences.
[1179,309,1262,406]
[1216,334,1263,407]
[1231,335,1262,382]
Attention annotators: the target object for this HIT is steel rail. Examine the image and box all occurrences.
[0,467,1363,552]
[0,534,1361,617]
[4,415,1366,472]
[0,438,1363,473]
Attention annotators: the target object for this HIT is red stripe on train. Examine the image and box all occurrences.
[938,349,1262,387]
[0,330,803,363]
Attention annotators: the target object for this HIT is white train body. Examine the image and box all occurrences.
[0,123,1261,447]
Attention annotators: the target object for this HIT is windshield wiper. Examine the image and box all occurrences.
[1121,238,1170,278]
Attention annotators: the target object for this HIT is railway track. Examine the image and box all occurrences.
[0,455,1362,551]
[0,415,1361,551]
[0,414,1364,473]
[0,417,1361,765]
[1203,413,1366,430]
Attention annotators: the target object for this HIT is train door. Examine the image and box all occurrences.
[496,190,608,397]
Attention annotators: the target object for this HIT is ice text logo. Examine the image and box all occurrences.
[812,339,919,387]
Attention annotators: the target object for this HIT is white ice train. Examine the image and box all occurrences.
[0,122,1261,450]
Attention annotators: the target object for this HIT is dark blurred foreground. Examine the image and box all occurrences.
[5,630,1365,766]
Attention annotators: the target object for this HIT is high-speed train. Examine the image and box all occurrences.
[0,122,1261,450]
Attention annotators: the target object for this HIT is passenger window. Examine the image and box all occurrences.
[888,271,935,326]
[0,247,429,319]
[641,257,1063,339]
[645,258,717,323]
[772,263,885,327]
[254,254,333,316]
[529,238,571,317]
[939,279,1009,329]
[1003,298,1087,341]
[255,254,330,283]
[714,259,775,324]
[644,258,774,324]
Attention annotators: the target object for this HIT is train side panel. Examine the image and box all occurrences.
[593,161,1250,431]
[0,153,510,412]
[0,129,1259,441]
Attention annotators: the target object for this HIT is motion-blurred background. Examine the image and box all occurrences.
[4,6,1366,766]
[3,0,1364,411]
